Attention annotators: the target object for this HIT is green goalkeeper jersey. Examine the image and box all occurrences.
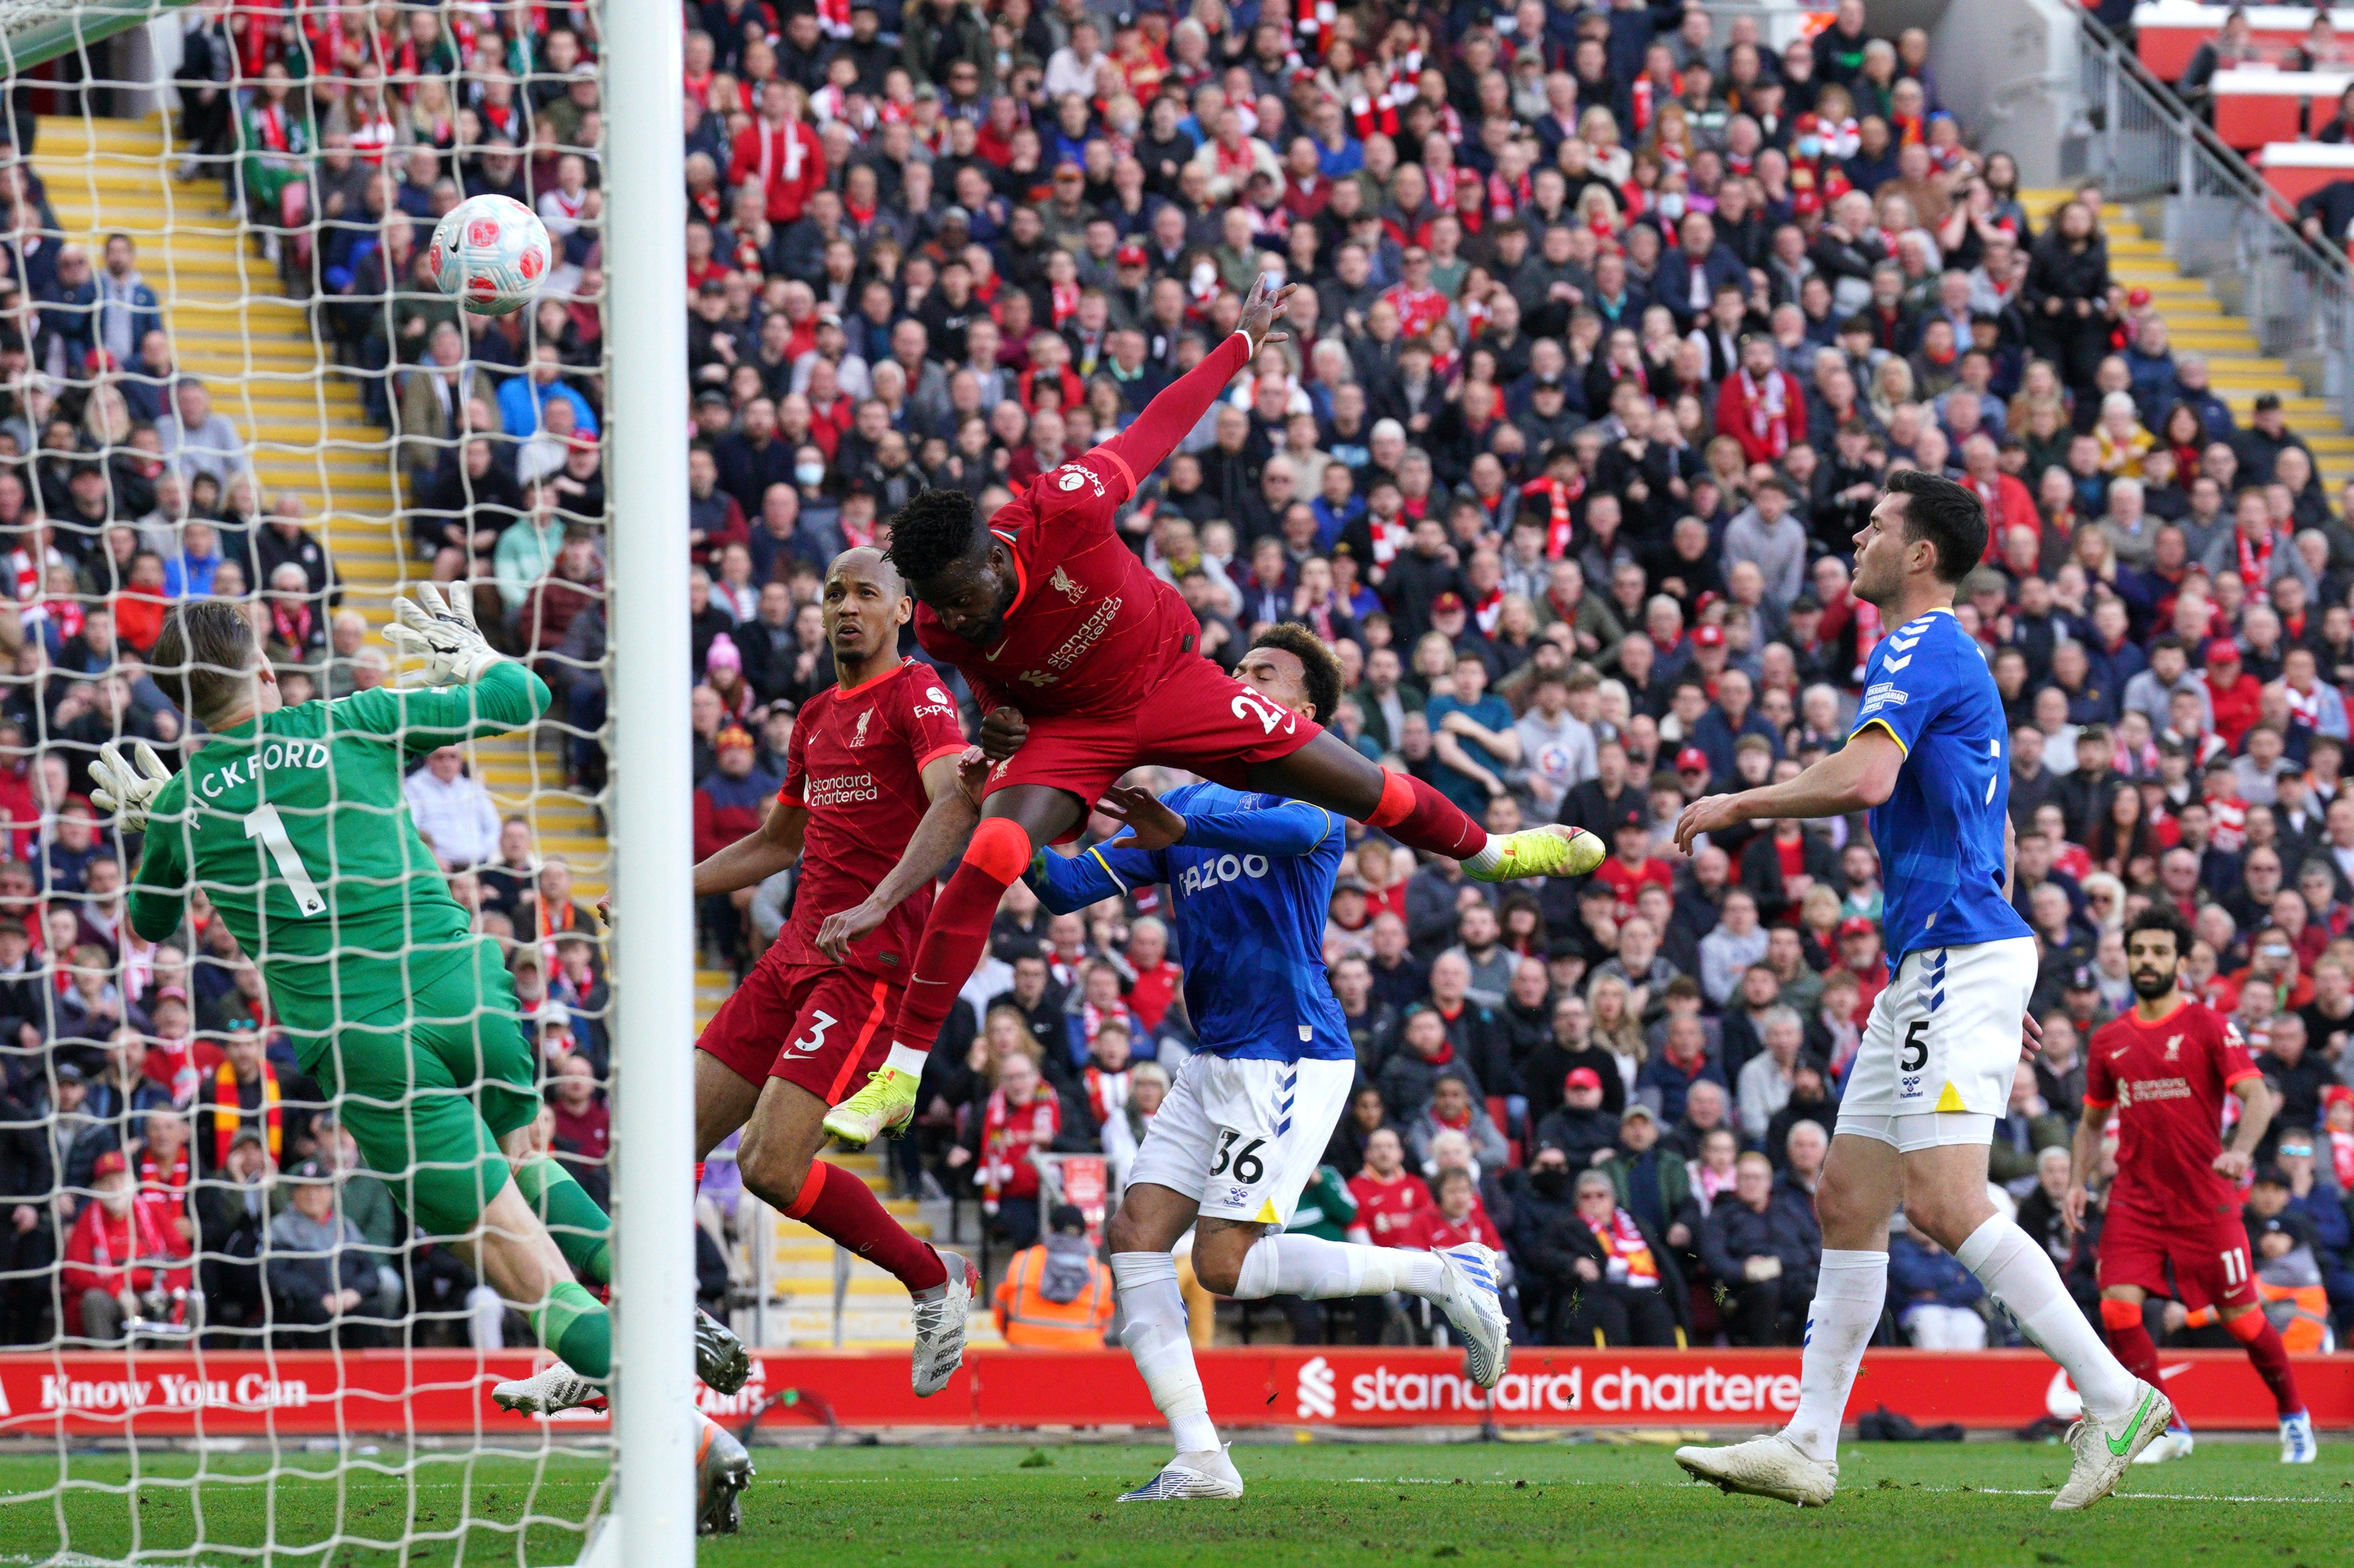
[127,663,551,1033]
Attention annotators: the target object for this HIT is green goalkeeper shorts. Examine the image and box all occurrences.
[290,937,544,1239]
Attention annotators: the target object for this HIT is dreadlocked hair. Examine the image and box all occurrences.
[884,488,983,583]
[1249,623,1344,727]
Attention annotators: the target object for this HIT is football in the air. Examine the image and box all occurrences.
[427,194,551,316]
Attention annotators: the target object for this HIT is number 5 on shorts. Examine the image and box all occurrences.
[1901,1019,1929,1072]
[1210,1130,1265,1184]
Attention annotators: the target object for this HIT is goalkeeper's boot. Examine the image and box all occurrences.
[491,1362,606,1417]
[822,1065,919,1150]
[1463,823,1605,883]
[2133,1424,2194,1465]
[1118,1444,1244,1501]
[2280,1410,2318,1464]
[1430,1243,1511,1390]
[695,1413,754,1536]
[1674,1433,1838,1506]
[695,1307,752,1395]
[909,1248,977,1398]
[2053,1379,2172,1511]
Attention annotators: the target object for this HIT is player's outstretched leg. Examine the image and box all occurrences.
[1251,737,1603,882]
[1939,1212,2168,1508]
[741,1078,976,1395]
[830,794,1079,1148]
[1226,1231,1510,1388]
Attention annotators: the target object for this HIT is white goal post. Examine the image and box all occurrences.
[599,0,698,1556]
[0,1,695,1559]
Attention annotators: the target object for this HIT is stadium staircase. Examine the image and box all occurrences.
[2021,187,2354,485]
[32,113,982,1351]
[29,113,602,892]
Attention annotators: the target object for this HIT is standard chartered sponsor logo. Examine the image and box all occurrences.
[1045,595,1122,672]
[1293,1359,1803,1418]
[808,772,880,807]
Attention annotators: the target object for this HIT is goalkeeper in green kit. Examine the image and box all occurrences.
[103,588,755,1534]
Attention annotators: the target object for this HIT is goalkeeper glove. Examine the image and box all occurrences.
[90,740,173,832]
[387,582,503,686]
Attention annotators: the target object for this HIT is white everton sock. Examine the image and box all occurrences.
[1111,1252,1219,1454]
[1954,1215,2138,1420]
[1231,1233,1445,1301]
[1780,1248,1886,1464]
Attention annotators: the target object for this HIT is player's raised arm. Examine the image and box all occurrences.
[1673,727,1904,854]
[1094,273,1297,491]
[1099,785,1337,859]
[347,584,552,749]
[1025,831,1165,916]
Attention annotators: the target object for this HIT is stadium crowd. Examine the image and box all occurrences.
[0,0,2348,1360]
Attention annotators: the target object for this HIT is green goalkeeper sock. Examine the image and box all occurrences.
[528,1279,612,1381]
[512,1156,613,1284]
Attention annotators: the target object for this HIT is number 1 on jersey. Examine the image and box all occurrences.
[245,804,326,916]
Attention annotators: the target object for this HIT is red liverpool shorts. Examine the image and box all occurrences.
[984,654,1324,833]
[695,950,900,1105]
[2097,1201,2259,1314]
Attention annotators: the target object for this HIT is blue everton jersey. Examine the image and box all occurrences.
[1847,606,2032,970]
[1027,783,1353,1065]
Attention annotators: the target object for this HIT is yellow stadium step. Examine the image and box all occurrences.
[2014,188,2348,434]
[29,110,622,931]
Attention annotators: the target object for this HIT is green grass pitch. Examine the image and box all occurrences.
[0,1438,2343,1565]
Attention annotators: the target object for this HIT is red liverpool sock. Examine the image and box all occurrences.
[884,818,1031,1068]
[2227,1309,2306,1417]
[2099,1297,2163,1385]
[787,1159,947,1292]
[1365,768,1490,861]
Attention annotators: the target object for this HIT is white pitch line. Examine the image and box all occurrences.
[1343,1476,2336,1504]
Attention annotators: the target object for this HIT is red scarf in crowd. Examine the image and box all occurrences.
[136,1142,191,1202]
[1587,1206,1660,1285]
[980,1087,1060,1212]
[1349,87,1401,140]
[2238,525,2283,585]
[2329,1126,2354,1191]
[1082,1065,1131,1128]
[1628,73,1681,135]
[213,1059,281,1167]
[1738,367,1791,458]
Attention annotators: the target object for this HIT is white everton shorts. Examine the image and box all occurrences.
[1836,937,2037,1152]
[1128,1055,1356,1224]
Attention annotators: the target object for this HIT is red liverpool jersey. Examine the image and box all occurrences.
[1347,1169,1435,1244]
[776,659,968,976]
[2086,999,2262,1223]
[913,448,1203,716]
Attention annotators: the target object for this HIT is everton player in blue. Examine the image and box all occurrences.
[1668,471,2169,1511]
[1025,626,1508,1503]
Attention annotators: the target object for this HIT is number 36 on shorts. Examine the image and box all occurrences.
[1209,1128,1267,1186]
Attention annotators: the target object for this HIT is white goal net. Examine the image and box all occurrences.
[0,4,643,1560]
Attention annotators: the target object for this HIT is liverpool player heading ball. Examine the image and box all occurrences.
[821,275,1603,1148]
[2069,905,2317,1465]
